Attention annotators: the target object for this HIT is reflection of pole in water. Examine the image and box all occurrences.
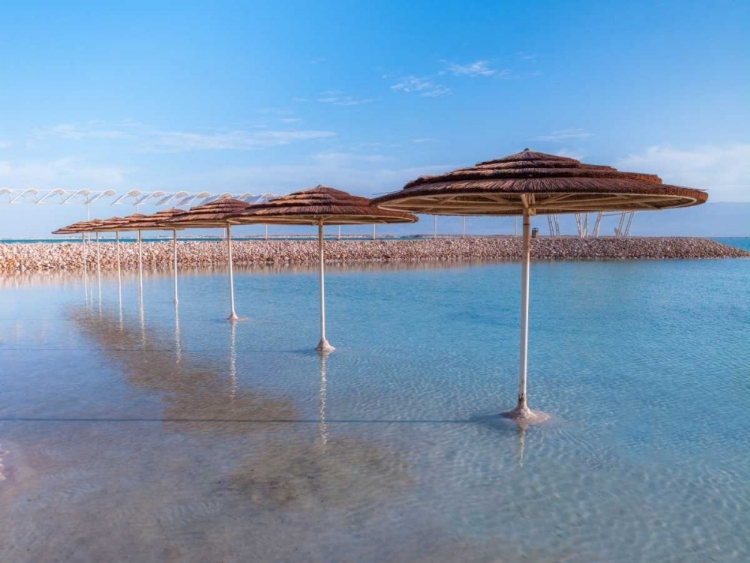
[116,231,123,323]
[137,230,144,311]
[318,351,329,447]
[174,303,182,365]
[515,424,527,468]
[229,320,237,403]
[172,230,179,305]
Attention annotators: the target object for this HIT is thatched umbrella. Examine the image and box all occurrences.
[227,186,417,352]
[166,198,253,321]
[373,149,707,423]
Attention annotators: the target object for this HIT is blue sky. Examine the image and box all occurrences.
[0,0,749,237]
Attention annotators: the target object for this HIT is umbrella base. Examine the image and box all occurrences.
[227,314,247,322]
[316,338,335,353]
[501,403,550,425]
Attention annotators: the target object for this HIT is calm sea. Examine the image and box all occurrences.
[1,258,749,562]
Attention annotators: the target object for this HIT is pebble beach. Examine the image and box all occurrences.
[1,237,747,273]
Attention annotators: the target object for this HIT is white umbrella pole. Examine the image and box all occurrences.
[316,222,334,353]
[503,211,548,424]
[172,230,179,305]
[82,233,88,302]
[226,225,239,321]
[116,231,122,320]
[95,231,102,306]
[518,212,531,410]
[137,230,144,310]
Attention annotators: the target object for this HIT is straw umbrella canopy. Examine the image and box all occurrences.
[226,186,417,353]
[166,198,254,320]
[372,149,708,423]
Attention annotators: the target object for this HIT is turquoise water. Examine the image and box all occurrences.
[715,237,750,251]
[1,260,749,562]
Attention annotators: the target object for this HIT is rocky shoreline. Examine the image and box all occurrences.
[0,237,747,272]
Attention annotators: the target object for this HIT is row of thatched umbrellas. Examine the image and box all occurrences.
[54,149,707,422]
[55,187,417,353]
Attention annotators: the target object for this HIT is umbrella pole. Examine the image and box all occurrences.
[226,225,239,321]
[502,211,548,424]
[116,231,122,320]
[137,230,144,311]
[95,231,102,307]
[172,230,179,305]
[82,233,88,303]
[316,221,334,353]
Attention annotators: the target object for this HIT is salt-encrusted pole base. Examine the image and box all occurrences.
[501,400,550,425]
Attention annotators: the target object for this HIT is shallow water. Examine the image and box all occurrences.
[1,260,749,562]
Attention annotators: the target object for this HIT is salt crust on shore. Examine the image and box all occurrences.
[0,237,747,272]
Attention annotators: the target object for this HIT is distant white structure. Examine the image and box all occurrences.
[546,211,636,238]
[0,188,279,219]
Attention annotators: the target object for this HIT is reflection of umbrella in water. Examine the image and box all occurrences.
[229,352,412,510]
[166,197,254,321]
[69,307,298,433]
[373,149,707,423]
[227,186,417,352]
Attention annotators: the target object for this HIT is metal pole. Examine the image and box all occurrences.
[372,224,376,240]
[518,212,531,412]
[514,216,518,237]
[82,233,88,303]
[502,211,548,424]
[226,225,238,321]
[462,216,466,238]
[316,221,334,353]
[264,225,268,241]
[115,231,122,319]
[172,230,179,305]
[137,230,144,311]
[95,231,102,306]
[433,216,437,239]
[337,225,341,240]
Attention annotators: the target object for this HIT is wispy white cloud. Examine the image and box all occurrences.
[34,123,134,140]
[617,144,750,202]
[532,128,592,141]
[312,151,392,165]
[150,129,336,152]
[411,137,437,144]
[391,76,450,97]
[0,141,11,149]
[309,57,325,65]
[0,157,127,187]
[317,91,373,106]
[32,122,336,152]
[555,148,586,160]
[174,159,456,196]
[441,60,507,78]
[516,51,537,61]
